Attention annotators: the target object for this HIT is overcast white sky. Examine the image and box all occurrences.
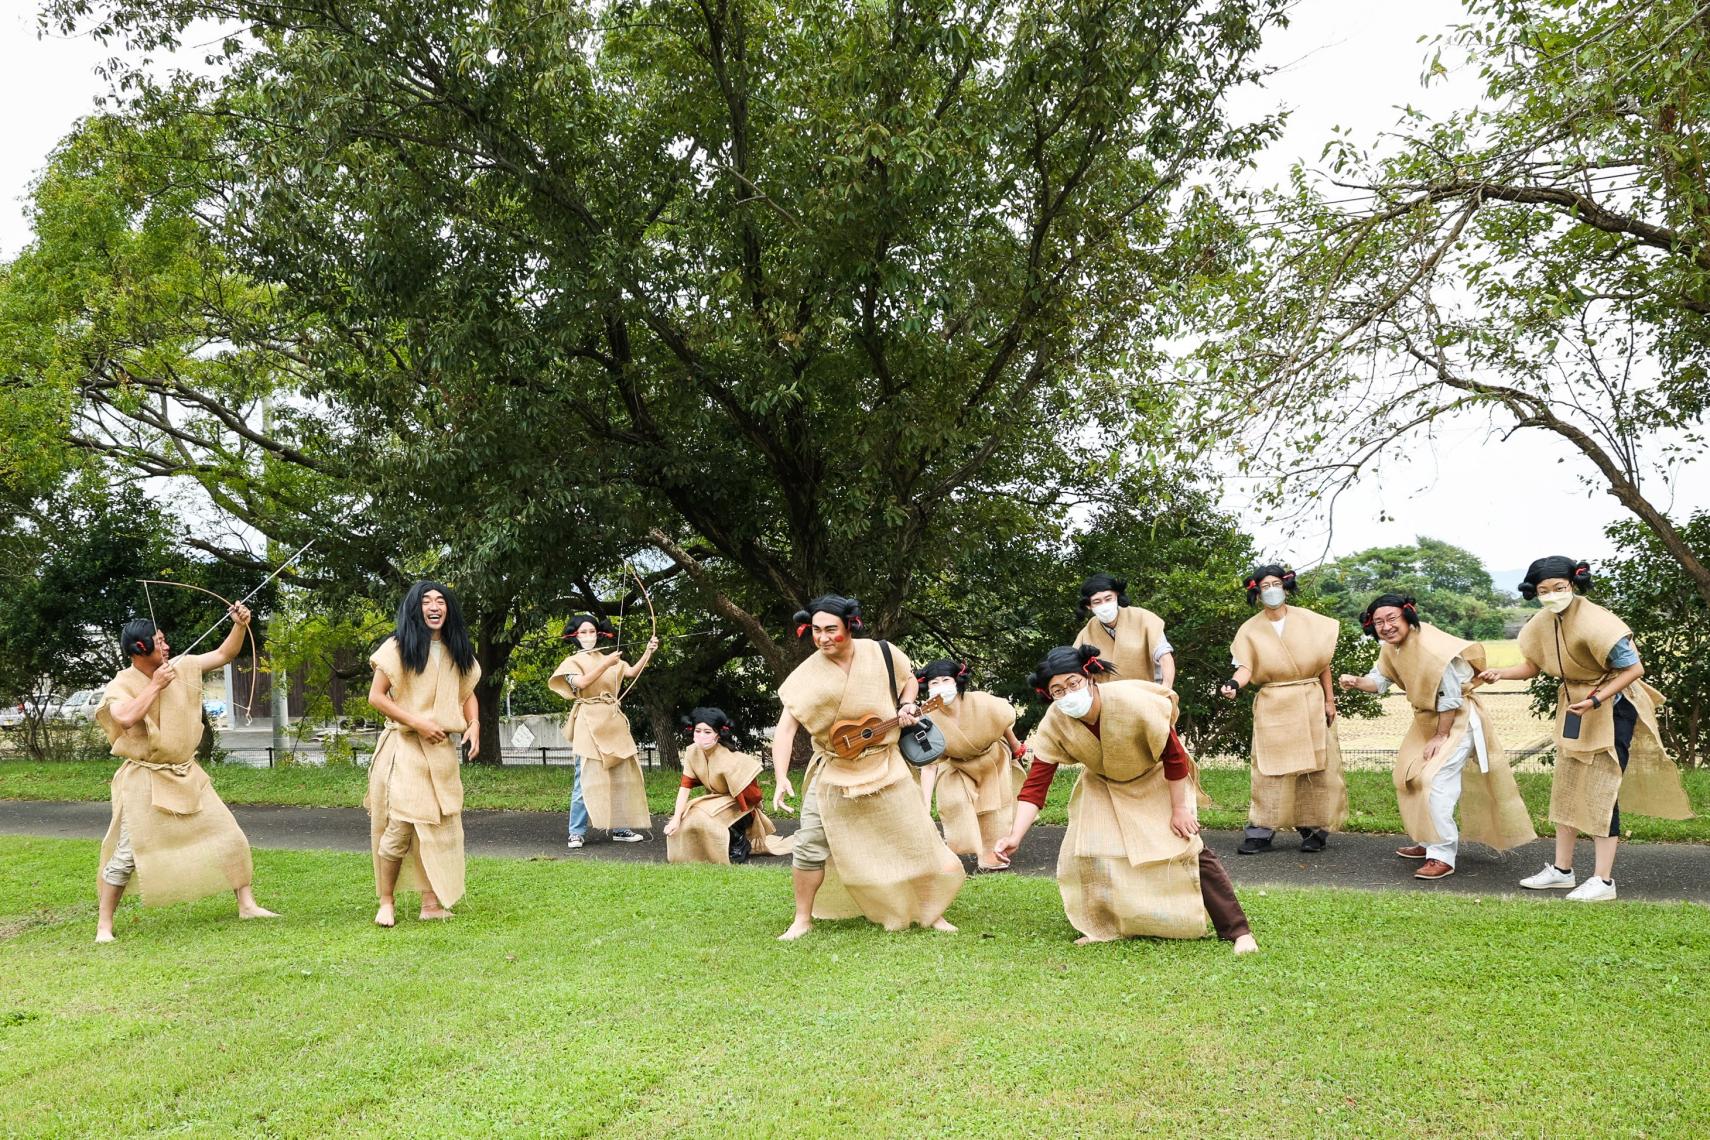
[3,2,1703,584]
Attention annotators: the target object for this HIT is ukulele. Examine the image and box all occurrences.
[828,695,946,761]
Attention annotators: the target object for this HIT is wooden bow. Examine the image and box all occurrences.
[615,560,658,705]
[136,579,262,725]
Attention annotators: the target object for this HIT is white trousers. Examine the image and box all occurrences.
[1425,710,1480,867]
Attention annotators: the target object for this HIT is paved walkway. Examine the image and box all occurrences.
[4,800,1705,903]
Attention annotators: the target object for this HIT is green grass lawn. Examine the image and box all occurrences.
[2,836,1706,1137]
[6,759,1710,842]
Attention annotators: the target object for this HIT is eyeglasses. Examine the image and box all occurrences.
[1047,676,1089,700]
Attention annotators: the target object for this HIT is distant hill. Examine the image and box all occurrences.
[1490,568,1527,596]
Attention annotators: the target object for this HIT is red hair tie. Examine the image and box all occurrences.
[795,623,809,637]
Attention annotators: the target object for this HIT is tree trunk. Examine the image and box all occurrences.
[645,697,680,770]
[472,621,516,766]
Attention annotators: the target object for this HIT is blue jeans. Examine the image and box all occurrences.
[567,758,590,839]
[567,756,635,839]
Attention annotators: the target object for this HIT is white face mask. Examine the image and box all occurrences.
[1537,590,1573,614]
[1091,602,1119,625]
[1259,586,1286,609]
[1056,686,1094,719]
[577,631,599,651]
[928,682,958,705]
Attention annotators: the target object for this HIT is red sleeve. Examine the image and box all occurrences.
[679,775,701,790]
[1018,756,1060,809]
[737,780,762,811]
[1162,730,1191,782]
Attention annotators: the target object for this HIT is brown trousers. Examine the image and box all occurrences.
[1198,848,1251,941]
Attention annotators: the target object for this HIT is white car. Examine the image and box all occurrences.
[59,690,105,722]
[0,703,22,730]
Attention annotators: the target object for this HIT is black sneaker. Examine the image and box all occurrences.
[1236,836,1273,855]
[1299,830,1328,853]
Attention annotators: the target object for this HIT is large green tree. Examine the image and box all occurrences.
[1596,512,1710,766]
[1197,0,1710,604]
[1306,535,1513,641]
[39,0,1285,625]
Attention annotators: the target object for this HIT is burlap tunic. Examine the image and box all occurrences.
[1376,625,1535,851]
[549,650,651,831]
[779,639,965,929]
[1231,608,1349,831]
[1028,681,1208,941]
[95,652,254,906]
[1075,605,1168,684]
[1516,598,1691,835]
[365,637,480,907]
[929,692,1023,857]
[665,743,795,864]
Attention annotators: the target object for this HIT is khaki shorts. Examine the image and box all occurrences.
[790,775,830,871]
[101,822,136,887]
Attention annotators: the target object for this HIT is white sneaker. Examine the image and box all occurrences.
[567,836,585,850]
[1565,877,1617,902]
[1519,864,1576,890]
[610,831,645,843]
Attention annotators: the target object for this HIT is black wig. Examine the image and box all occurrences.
[1078,573,1129,616]
[1243,563,1298,606]
[1519,556,1592,600]
[1358,593,1421,639]
[394,580,477,674]
[680,706,737,744]
[563,612,620,648]
[792,594,864,639]
[119,618,159,660]
[915,658,972,693]
[1026,644,1117,695]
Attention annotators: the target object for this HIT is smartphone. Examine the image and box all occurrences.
[1562,712,1582,740]
[460,739,471,763]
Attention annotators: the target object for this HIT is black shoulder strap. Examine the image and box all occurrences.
[877,639,899,710]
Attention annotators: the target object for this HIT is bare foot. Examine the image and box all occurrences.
[930,918,958,932]
[95,929,115,943]
[374,901,396,928]
[418,905,453,921]
[1232,933,1259,955]
[238,904,280,920]
[777,918,813,941]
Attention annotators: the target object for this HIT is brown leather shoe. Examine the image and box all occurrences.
[1395,844,1427,859]
[1414,859,1455,880]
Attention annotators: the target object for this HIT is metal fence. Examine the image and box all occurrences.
[215,742,669,769]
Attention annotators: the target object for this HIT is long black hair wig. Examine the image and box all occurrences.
[395,579,477,674]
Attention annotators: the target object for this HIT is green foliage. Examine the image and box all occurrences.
[1597,512,1710,767]
[1307,536,1513,641]
[0,473,257,757]
[30,0,1290,686]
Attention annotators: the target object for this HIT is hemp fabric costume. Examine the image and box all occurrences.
[1026,680,1208,940]
[1516,598,1690,835]
[778,638,964,928]
[95,652,254,906]
[549,650,650,831]
[930,691,1023,857]
[1231,608,1348,831]
[365,637,480,907]
[1376,624,1534,851]
[666,742,795,864]
[1075,605,1167,685]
